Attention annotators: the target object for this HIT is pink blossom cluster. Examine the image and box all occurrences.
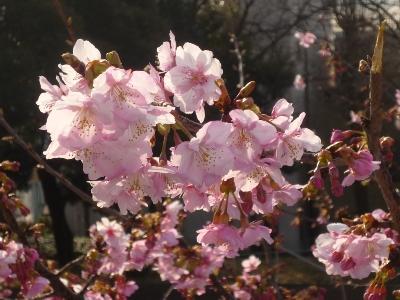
[89,218,131,275]
[308,130,380,198]
[313,223,393,279]
[154,245,225,296]
[0,237,49,298]
[37,34,323,258]
[228,255,264,300]
[83,276,138,300]
[88,201,226,296]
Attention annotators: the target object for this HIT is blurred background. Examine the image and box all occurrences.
[1,0,400,298]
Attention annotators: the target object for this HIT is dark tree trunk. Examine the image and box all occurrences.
[38,168,74,265]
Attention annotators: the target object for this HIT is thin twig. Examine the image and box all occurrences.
[51,0,77,44]
[78,274,96,296]
[56,255,85,276]
[162,286,174,300]
[0,108,125,220]
[278,245,326,272]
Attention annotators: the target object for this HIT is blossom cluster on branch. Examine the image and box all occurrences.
[0,26,394,299]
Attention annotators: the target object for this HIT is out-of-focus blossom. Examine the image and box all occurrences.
[294,31,317,48]
[293,74,306,90]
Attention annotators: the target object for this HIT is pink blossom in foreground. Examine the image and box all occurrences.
[92,67,175,131]
[294,31,317,48]
[171,121,234,188]
[91,175,146,215]
[240,223,273,248]
[45,91,112,151]
[76,121,154,180]
[37,76,65,113]
[72,39,101,64]
[229,109,277,163]
[342,150,380,187]
[313,223,393,279]
[274,111,322,166]
[164,42,223,122]
[293,74,306,90]
[157,31,177,72]
[58,38,101,93]
[182,185,212,212]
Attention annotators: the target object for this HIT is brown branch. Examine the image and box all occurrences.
[56,255,85,276]
[0,108,125,220]
[52,0,77,44]
[78,274,96,296]
[365,22,400,231]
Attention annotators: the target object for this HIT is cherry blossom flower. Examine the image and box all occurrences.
[294,31,317,48]
[182,185,212,212]
[73,39,101,64]
[229,109,277,163]
[45,91,112,151]
[77,122,154,180]
[171,121,234,188]
[90,218,130,274]
[313,223,393,279]
[91,176,146,215]
[129,240,149,271]
[157,31,177,72]
[197,223,242,258]
[164,42,223,122]
[342,150,380,187]
[242,255,261,273]
[274,112,322,166]
[92,67,175,131]
[37,76,66,113]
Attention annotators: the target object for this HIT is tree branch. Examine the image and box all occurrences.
[365,22,400,231]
